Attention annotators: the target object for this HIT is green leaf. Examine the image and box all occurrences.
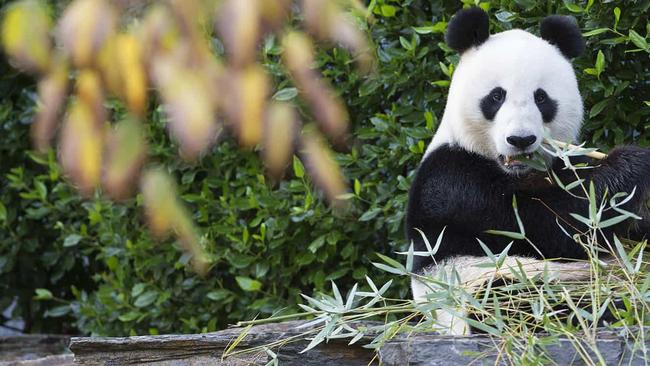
[589,99,608,118]
[374,252,407,274]
[588,181,598,222]
[613,235,635,273]
[405,242,414,272]
[613,7,621,30]
[495,10,516,23]
[399,36,413,51]
[599,214,632,228]
[569,213,593,227]
[63,234,82,247]
[412,26,434,34]
[35,288,53,300]
[34,180,47,200]
[374,4,397,17]
[134,290,159,308]
[206,289,231,301]
[595,50,605,75]
[131,283,146,298]
[563,1,583,13]
[272,87,298,101]
[359,207,381,221]
[372,262,406,275]
[292,156,304,178]
[412,22,446,35]
[430,80,450,87]
[45,305,70,318]
[0,202,6,223]
[582,28,608,37]
[236,276,262,292]
[118,311,141,322]
[484,230,525,240]
[628,30,648,50]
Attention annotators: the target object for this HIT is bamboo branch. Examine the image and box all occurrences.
[545,138,607,160]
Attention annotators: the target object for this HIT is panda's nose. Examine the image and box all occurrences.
[506,135,537,149]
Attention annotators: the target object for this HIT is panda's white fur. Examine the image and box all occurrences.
[414,16,588,335]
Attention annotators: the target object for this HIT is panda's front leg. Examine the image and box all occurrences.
[589,146,650,236]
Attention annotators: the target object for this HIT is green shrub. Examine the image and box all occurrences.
[1,0,648,335]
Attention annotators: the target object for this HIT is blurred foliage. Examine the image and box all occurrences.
[1,0,375,277]
[1,0,649,335]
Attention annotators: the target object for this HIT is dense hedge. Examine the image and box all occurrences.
[1,0,649,335]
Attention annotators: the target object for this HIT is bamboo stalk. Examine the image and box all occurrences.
[545,138,607,160]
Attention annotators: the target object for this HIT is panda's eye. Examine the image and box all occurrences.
[534,89,547,104]
[491,89,505,102]
[480,87,507,120]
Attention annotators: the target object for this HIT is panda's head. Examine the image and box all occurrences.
[433,8,585,175]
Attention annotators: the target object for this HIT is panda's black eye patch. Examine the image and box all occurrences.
[480,87,506,120]
[534,88,558,123]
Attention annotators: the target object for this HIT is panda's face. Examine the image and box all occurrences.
[444,30,583,175]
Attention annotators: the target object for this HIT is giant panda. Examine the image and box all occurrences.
[406,7,650,335]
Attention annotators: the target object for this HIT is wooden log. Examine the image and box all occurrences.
[69,321,376,365]
[69,322,650,365]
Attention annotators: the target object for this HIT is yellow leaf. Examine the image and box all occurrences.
[153,58,219,160]
[283,32,349,143]
[235,66,269,147]
[75,69,106,127]
[1,0,52,73]
[103,118,147,200]
[59,101,104,195]
[141,168,210,275]
[32,58,69,151]
[216,0,261,67]
[263,102,299,177]
[58,0,116,67]
[301,128,348,206]
[99,34,148,116]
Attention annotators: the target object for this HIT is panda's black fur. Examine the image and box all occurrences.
[407,144,650,275]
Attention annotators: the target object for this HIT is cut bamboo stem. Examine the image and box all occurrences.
[545,138,607,160]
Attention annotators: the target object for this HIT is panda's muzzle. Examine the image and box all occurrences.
[498,154,533,171]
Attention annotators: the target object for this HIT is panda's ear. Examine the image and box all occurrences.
[540,15,585,59]
[445,7,490,53]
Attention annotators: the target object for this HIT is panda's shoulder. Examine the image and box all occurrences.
[415,144,499,183]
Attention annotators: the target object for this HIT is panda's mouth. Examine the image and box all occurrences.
[498,154,533,171]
